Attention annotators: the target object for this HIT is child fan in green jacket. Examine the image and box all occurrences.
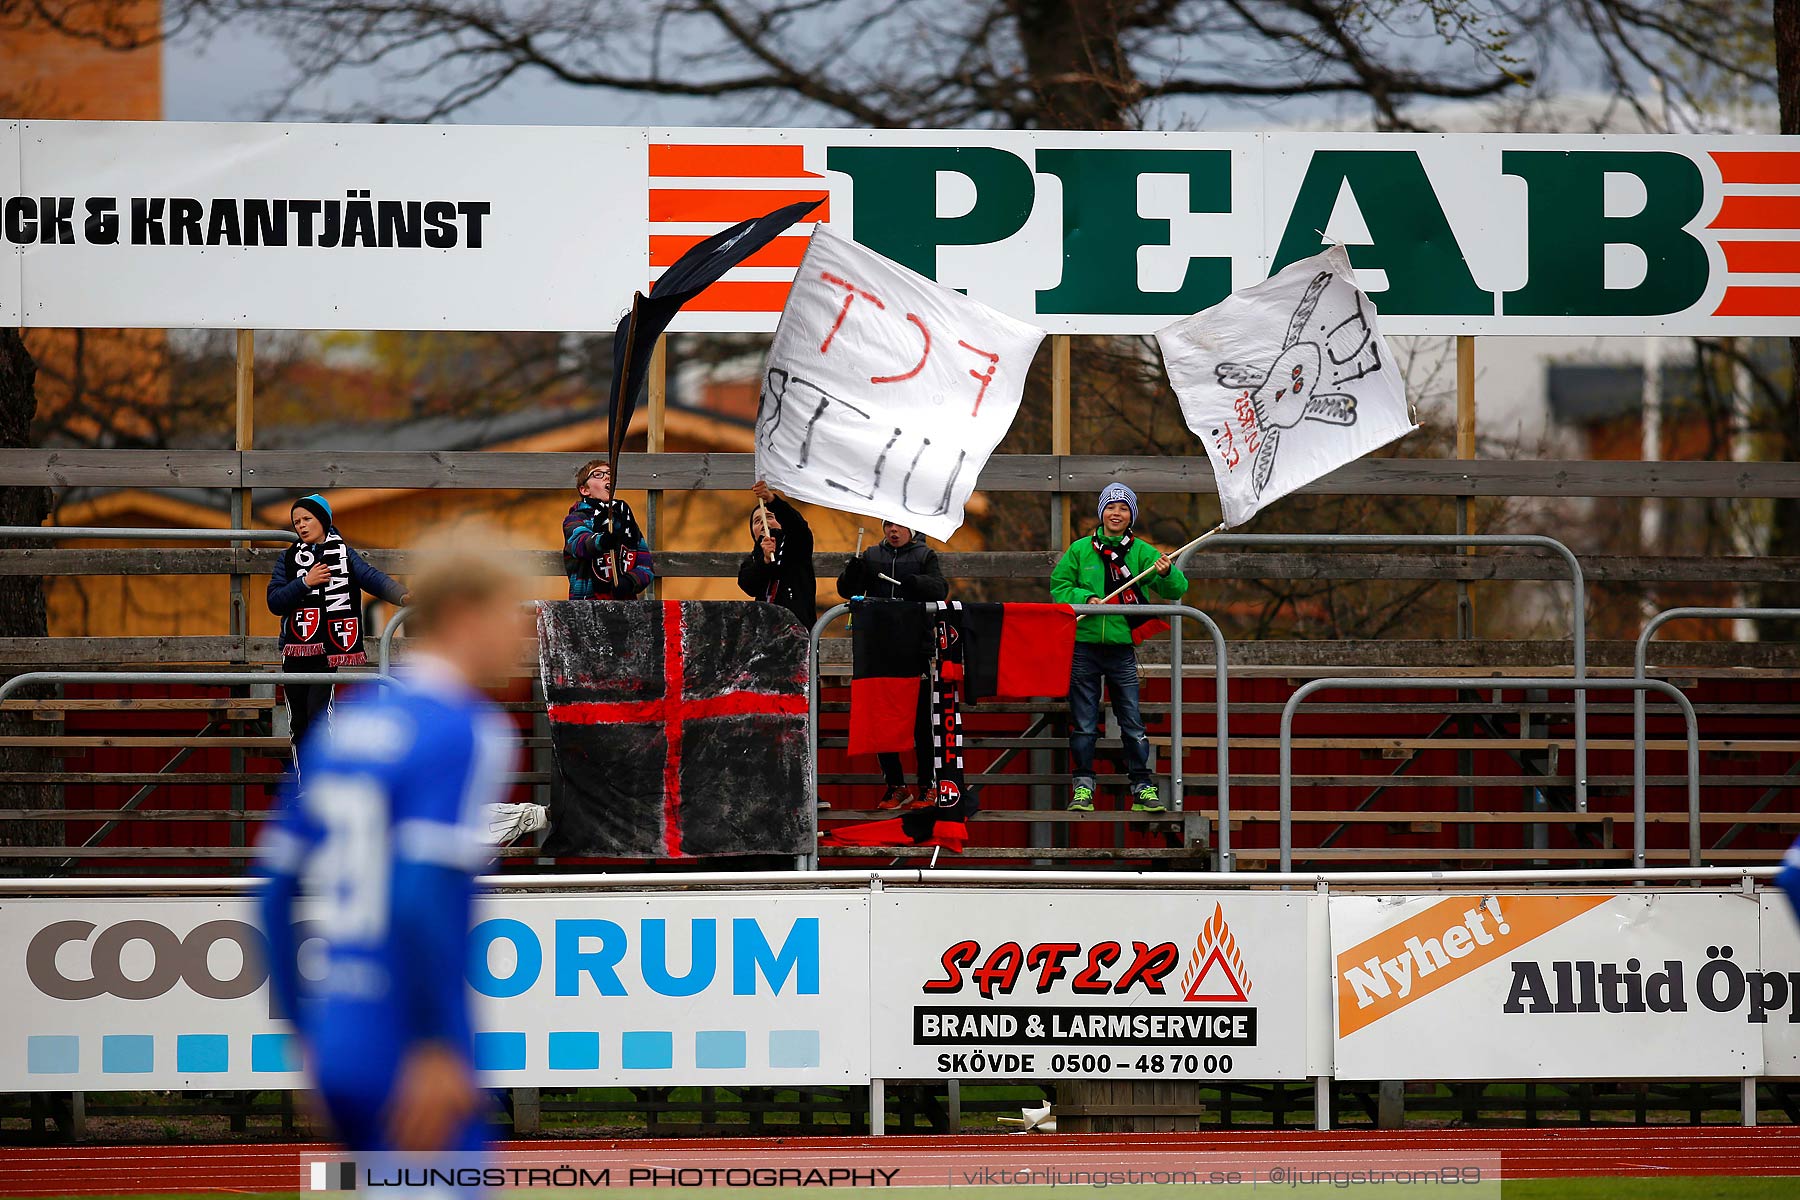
[1049,483,1188,812]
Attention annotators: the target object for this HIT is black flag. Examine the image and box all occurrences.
[606,196,825,474]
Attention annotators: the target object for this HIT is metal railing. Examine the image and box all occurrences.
[379,605,411,675]
[0,526,298,543]
[0,670,393,705]
[805,601,1232,867]
[1279,676,1699,871]
[0,864,1774,896]
[1177,532,1590,808]
[1633,606,1800,869]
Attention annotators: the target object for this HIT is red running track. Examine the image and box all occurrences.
[1,1129,1798,1196]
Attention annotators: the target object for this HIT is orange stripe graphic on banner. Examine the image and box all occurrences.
[1712,151,1800,185]
[650,189,830,223]
[649,234,811,268]
[1720,240,1800,274]
[1709,195,1800,230]
[1713,286,1800,317]
[661,279,794,312]
[1335,893,1611,1037]
[649,144,815,178]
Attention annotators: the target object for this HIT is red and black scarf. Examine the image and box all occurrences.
[1093,533,1167,645]
[280,531,368,666]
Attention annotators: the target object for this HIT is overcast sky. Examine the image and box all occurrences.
[158,7,1576,131]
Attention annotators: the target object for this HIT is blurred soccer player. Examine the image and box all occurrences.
[257,533,526,1155]
[1778,836,1800,922]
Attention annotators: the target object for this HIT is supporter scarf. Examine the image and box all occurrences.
[1093,532,1166,645]
[593,499,646,586]
[280,531,368,666]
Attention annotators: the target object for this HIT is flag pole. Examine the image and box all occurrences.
[1092,522,1227,606]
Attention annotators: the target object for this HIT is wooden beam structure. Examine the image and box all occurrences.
[7,450,1799,498]
[5,547,1800,584]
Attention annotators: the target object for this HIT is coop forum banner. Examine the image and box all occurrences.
[2,122,1796,335]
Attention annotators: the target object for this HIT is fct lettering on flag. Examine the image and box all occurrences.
[755,226,1046,542]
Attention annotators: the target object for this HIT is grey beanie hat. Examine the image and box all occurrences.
[1097,482,1138,526]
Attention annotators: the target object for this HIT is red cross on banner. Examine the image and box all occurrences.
[537,600,813,859]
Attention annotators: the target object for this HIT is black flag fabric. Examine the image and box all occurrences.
[537,600,812,858]
[607,197,826,473]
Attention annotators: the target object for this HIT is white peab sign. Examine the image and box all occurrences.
[7,122,1797,335]
[754,226,1044,540]
[867,888,1323,1081]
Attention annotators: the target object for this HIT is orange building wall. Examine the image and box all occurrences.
[0,0,162,120]
[5,1,171,450]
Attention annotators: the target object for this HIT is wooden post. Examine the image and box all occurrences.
[1051,335,1071,548]
[231,330,254,859]
[1454,335,1476,853]
[1455,335,1476,638]
[233,330,254,645]
[646,335,667,600]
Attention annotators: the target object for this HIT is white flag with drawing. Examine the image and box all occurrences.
[1156,245,1416,528]
[755,225,1045,541]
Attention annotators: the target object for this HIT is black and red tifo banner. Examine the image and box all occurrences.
[537,600,812,858]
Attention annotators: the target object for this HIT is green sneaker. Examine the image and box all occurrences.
[1067,783,1096,812]
[1131,784,1165,813]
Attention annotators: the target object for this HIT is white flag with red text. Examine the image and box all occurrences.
[1157,245,1416,528]
[755,225,1045,542]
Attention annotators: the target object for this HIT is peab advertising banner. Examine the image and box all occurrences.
[1330,891,1798,1080]
[4,121,1798,335]
[867,888,1323,1081]
[1,893,869,1091]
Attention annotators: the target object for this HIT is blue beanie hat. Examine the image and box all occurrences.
[1097,482,1138,526]
[292,493,333,527]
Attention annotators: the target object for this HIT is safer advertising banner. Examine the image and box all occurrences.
[7,122,1798,335]
[0,891,869,1092]
[869,888,1317,1081]
[1330,891,1782,1080]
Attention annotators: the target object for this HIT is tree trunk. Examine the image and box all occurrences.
[0,330,53,871]
[1766,0,1800,635]
[1012,0,1138,130]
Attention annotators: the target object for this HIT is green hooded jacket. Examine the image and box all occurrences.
[1050,529,1189,645]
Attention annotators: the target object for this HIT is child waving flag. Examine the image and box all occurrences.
[1050,483,1187,815]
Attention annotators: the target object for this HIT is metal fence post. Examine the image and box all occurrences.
[1168,614,1182,811]
[1178,533,1588,810]
[805,604,850,871]
[1633,607,1800,869]
[1280,676,1698,872]
[804,602,1226,867]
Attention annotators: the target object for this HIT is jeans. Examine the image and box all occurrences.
[282,652,336,762]
[1068,642,1153,788]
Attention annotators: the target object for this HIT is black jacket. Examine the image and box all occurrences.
[836,531,949,602]
[737,495,817,627]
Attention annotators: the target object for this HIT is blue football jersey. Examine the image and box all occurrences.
[257,656,513,1144]
[1778,836,1800,923]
